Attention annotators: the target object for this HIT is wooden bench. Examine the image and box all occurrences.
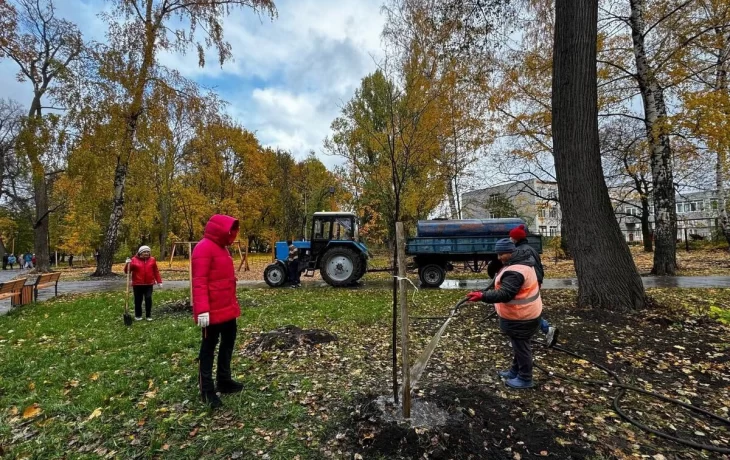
[33,272,61,301]
[0,279,29,307]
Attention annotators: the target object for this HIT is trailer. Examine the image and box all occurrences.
[406,218,542,288]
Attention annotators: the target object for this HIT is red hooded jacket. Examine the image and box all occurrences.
[191,215,241,325]
[124,255,162,286]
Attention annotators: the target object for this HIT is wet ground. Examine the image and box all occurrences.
[1,274,730,315]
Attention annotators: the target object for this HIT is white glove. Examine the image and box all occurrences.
[125,258,131,263]
[157,283,163,288]
[197,312,209,328]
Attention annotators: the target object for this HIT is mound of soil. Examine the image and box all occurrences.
[336,386,592,459]
[157,300,192,316]
[246,325,338,354]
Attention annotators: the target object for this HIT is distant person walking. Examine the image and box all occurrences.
[192,214,243,409]
[124,246,163,321]
[68,254,74,267]
[288,243,301,288]
[23,253,32,269]
[2,253,7,270]
[8,254,16,269]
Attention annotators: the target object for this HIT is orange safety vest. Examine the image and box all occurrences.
[494,264,543,321]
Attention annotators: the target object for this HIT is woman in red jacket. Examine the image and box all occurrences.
[124,245,163,321]
[192,214,242,408]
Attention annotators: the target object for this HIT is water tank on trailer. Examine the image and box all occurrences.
[415,219,528,237]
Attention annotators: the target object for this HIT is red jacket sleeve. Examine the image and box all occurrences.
[152,259,162,284]
[124,261,132,274]
[191,249,211,316]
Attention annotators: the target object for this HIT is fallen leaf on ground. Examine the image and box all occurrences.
[87,408,102,421]
[189,427,199,437]
[22,404,42,419]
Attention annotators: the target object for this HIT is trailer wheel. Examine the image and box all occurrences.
[419,264,445,288]
[264,263,287,287]
[320,247,363,287]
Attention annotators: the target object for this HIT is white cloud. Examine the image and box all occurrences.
[0,0,386,168]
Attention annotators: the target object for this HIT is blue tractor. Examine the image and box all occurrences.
[263,212,369,287]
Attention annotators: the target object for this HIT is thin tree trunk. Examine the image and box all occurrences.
[32,165,50,272]
[95,156,129,275]
[640,194,653,252]
[713,29,730,248]
[446,177,458,219]
[553,0,645,311]
[629,0,677,275]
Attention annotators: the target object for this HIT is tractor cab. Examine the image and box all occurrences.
[310,211,357,252]
[265,212,369,288]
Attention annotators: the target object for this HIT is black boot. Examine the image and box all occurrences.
[201,391,223,409]
[217,379,244,394]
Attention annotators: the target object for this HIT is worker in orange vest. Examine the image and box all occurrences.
[467,238,543,389]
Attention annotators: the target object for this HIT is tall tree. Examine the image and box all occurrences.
[626,0,678,275]
[552,0,645,310]
[0,0,83,272]
[676,0,730,247]
[91,0,276,276]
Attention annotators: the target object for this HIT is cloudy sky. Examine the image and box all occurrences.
[0,0,387,167]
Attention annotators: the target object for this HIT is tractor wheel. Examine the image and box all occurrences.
[320,247,363,287]
[352,255,368,281]
[264,263,287,287]
[418,264,446,288]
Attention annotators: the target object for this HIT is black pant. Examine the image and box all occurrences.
[198,319,237,393]
[133,285,153,318]
[509,337,533,381]
[288,260,300,284]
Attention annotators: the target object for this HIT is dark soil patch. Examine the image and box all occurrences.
[157,299,192,316]
[334,386,592,459]
[245,325,338,354]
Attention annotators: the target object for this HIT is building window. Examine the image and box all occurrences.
[539,226,547,235]
[549,226,558,236]
[489,194,500,205]
[547,190,557,200]
[549,207,558,218]
[538,208,546,218]
[711,199,718,210]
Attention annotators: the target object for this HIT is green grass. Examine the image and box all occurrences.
[0,287,465,459]
[2,287,729,459]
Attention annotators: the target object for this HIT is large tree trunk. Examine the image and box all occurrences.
[552,0,645,311]
[629,0,677,275]
[24,100,51,273]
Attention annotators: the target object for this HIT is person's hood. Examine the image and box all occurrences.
[507,249,536,267]
[204,214,239,247]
